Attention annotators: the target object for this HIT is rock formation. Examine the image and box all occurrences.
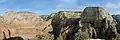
[49,7,118,40]
[47,11,81,21]
[3,11,43,26]
[0,7,119,40]
[78,7,118,40]
[39,15,48,21]
[0,11,48,40]
[112,15,120,34]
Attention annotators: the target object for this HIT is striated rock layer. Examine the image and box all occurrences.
[0,7,119,40]
[49,7,118,40]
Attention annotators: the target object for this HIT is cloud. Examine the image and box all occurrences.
[105,2,120,8]
[59,0,78,4]
[103,2,120,15]
[15,8,31,12]
[0,8,49,15]
[110,11,120,15]
[0,0,8,4]
[85,2,120,15]
[0,8,32,14]
[85,4,101,7]
[0,8,10,13]
[55,0,84,11]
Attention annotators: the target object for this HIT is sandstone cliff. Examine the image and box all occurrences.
[47,11,81,21]
[0,11,50,40]
[3,11,43,26]
[0,7,120,40]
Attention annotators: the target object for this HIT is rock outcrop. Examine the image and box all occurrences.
[49,7,118,40]
[0,11,49,40]
[82,7,113,22]
[78,7,118,40]
[47,11,81,21]
[39,15,48,21]
[0,7,119,40]
[112,15,120,34]
[3,11,43,26]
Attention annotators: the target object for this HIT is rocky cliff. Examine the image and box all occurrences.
[0,7,120,40]
[112,15,120,34]
[0,11,50,40]
[47,11,81,21]
[3,11,43,26]
[78,7,118,40]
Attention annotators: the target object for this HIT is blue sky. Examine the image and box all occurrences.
[0,0,120,15]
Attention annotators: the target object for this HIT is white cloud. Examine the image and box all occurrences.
[105,2,120,8]
[110,11,120,15]
[85,2,120,15]
[103,2,120,15]
[0,8,49,15]
[85,4,101,7]
[0,0,8,3]
[15,8,31,12]
[59,0,78,4]
[0,8,33,15]
[83,2,120,9]
[56,0,84,11]
[0,8,11,13]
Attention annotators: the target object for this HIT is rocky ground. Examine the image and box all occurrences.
[0,7,120,40]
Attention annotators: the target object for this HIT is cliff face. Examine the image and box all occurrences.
[0,7,119,40]
[112,15,120,33]
[0,11,50,40]
[37,7,118,40]
[3,11,43,26]
[77,7,118,40]
[47,11,81,21]
[82,7,113,22]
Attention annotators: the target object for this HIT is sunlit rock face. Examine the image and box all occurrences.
[0,7,119,40]
[42,7,119,40]
[77,7,118,40]
[82,7,113,23]
[0,11,51,40]
[47,11,82,21]
[3,11,43,26]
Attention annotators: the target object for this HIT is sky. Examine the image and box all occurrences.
[0,0,120,15]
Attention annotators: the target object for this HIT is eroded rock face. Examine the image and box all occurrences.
[79,7,118,39]
[0,7,119,40]
[3,11,43,26]
[82,7,113,22]
[0,11,47,40]
[50,7,118,40]
[50,18,81,40]
[112,15,120,34]
[47,11,81,21]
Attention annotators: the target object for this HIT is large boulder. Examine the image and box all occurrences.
[79,7,118,39]
[82,7,113,23]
